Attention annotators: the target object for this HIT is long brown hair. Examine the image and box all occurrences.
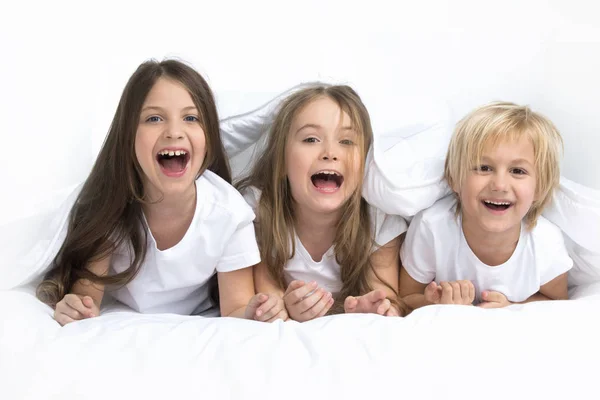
[37,59,231,307]
[236,85,407,315]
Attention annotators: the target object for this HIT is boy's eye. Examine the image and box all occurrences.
[184,115,199,122]
[340,139,354,145]
[303,137,318,143]
[146,116,162,123]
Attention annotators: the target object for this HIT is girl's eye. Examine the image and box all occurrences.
[146,116,162,123]
[476,165,492,172]
[184,115,199,122]
[511,168,527,175]
[303,137,318,143]
[340,139,354,145]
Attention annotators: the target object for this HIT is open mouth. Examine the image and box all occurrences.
[311,171,344,192]
[482,200,512,211]
[156,149,190,176]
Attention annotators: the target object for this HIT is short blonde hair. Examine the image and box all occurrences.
[444,101,563,229]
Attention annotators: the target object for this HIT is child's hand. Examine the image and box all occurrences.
[247,293,288,322]
[54,294,100,326]
[283,280,334,322]
[424,280,475,305]
[477,291,511,308]
[344,289,399,316]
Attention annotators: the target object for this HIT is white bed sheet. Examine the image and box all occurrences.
[1,283,599,400]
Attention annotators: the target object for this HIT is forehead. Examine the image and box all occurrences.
[481,134,535,161]
[292,96,352,128]
[142,77,195,108]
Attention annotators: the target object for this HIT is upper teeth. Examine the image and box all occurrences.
[485,200,510,205]
[158,150,187,156]
[318,171,339,175]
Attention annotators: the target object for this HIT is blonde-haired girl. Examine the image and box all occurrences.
[237,85,409,322]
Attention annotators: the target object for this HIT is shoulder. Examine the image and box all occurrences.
[529,216,565,245]
[196,170,256,222]
[411,194,458,233]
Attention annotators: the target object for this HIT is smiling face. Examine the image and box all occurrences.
[135,77,206,201]
[456,135,537,239]
[284,96,362,216]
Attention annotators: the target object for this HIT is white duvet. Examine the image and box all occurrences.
[1,85,600,400]
[1,282,599,400]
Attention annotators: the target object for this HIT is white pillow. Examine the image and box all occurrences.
[542,177,600,287]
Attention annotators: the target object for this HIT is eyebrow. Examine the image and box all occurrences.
[141,105,198,113]
[295,123,355,134]
[481,156,533,166]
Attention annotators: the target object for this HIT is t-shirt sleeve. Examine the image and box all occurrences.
[537,221,573,285]
[399,210,436,284]
[370,205,408,249]
[216,195,261,273]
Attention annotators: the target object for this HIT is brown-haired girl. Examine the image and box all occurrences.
[37,59,265,325]
[237,85,410,322]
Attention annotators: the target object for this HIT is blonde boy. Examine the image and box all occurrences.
[399,102,572,309]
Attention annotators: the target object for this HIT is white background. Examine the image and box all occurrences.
[1,0,599,226]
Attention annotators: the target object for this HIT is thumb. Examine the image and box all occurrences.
[249,293,269,309]
[482,291,504,303]
[364,289,386,304]
[344,296,358,312]
[81,296,97,317]
[285,280,305,295]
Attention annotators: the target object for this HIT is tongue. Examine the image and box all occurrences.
[314,178,337,190]
[486,203,509,210]
[161,157,185,172]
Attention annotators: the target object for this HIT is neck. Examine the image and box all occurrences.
[294,204,340,261]
[461,215,521,266]
[142,184,197,220]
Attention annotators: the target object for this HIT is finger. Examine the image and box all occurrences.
[459,281,471,304]
[385,304,400,317]
[477,301,500,309]
[266,309,288,323]
[81,296,99,317]
[296,288,328,313]
[248,293,269,313]
[344,296,358,313]
[284,281,319,305]
[64,294,90,315]
[301,290,333,319]
[363,289,387,304]
[315,297,335,318]
[255,295,278,319]
[449,281,461,303]
[424,282,440,304]
[468,282,475,304]
[56,303,85,320]
[439,282,453,304]
[483,291,504,303]
[284,280,305,296]
[376,299,391,315]
[54,313,76,326]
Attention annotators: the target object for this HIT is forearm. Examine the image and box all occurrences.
[254,262,284,297]
[517,292,551,304]
[402,293,432,310]
[223,305,249,319]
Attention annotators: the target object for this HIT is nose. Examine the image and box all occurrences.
[164,120,184,140]
[320,143,338,161]
[490,171,508,192]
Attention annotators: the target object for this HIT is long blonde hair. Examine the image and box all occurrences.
[237,85,408,315]
[444,101,563,229]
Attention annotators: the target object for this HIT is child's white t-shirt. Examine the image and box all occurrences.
[400,195,573,304]
[109,170,261,315]
[242,186,408,294]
